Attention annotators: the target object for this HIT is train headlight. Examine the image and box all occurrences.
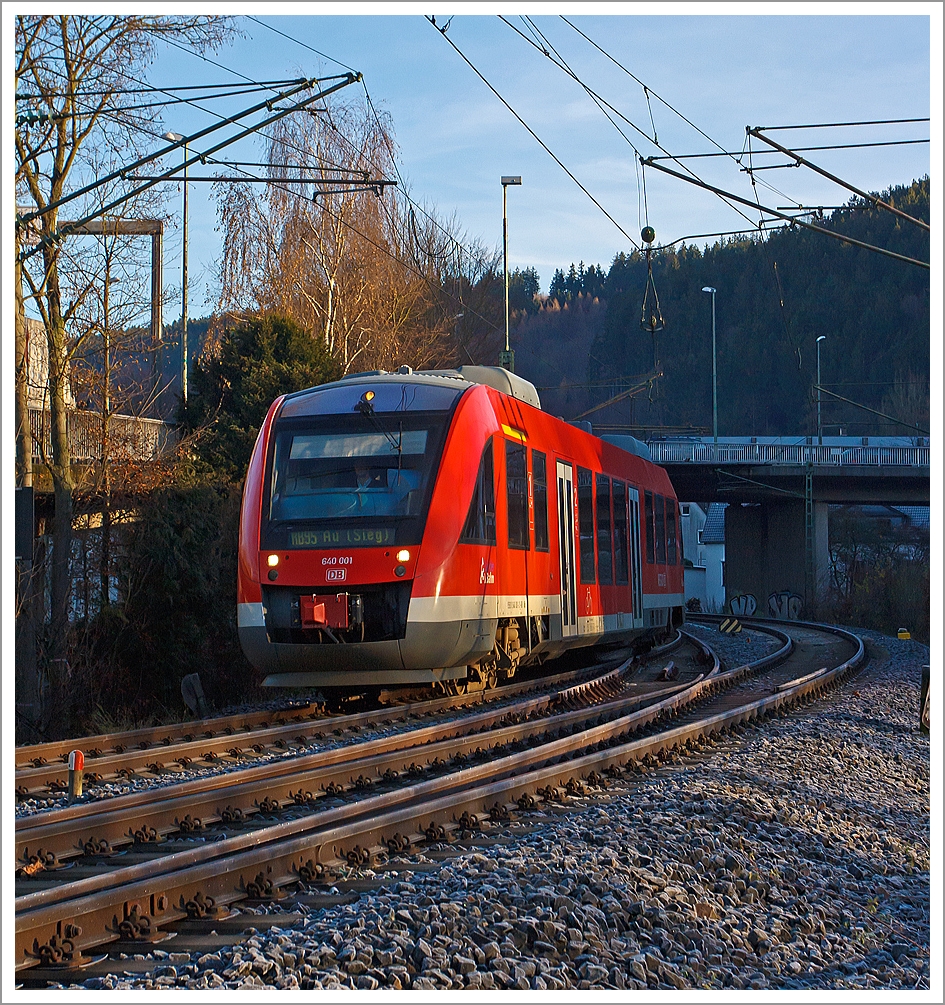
[395,565,406,578]
[267,554,279,567]
[396,549,411,563]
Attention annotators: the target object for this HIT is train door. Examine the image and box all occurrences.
[627,487,644,628]
[556,461,577,637]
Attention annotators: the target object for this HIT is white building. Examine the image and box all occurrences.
[679,502,726,613]
[24,317,75,408]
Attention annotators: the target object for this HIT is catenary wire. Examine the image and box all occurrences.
[245,15,359,73]
[237,16,583,384]
[758,117,930,131]
[553,15,856,231]
[241,15,501,278]
[18,28,525,372]
[431,16,643,251]
[141,31,520,357]
[497,16,760,233]
[650,138,930,159]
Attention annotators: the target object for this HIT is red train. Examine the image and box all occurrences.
[238,365,684,692]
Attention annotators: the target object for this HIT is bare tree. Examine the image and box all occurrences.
[15,14,234,729]
[217,96,504,374]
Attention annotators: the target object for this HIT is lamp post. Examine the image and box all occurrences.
[164,132,189,403]
[816,335,826,445]
[500,175,521,371]
[701,286,718,450]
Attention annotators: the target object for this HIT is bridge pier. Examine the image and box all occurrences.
[724,500,830,619]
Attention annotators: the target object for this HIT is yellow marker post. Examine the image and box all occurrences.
[68,749,84,801]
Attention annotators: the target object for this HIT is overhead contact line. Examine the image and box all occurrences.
[16,73,361,258]
[757,117,930,131]
[16,77,312,99]
[429,15,643,251]
[499,16,761,237]
[641,158,930,270]
[747,127,930,232]
[649,138,931,160]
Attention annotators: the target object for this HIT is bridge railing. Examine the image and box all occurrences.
[29,408,176,463]
[647,440,930,467]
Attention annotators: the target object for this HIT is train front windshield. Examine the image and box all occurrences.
[264,413,450,549]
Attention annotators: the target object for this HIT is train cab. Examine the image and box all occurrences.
[238,366,684,690]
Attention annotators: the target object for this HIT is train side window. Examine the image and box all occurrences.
[613,480,629,584]
[577,467,596,584]
[532,450,549,551]
[667,499,677,565]
[596,474,613,585]
[644,490,655,563]
[460,438,496,545]
[655,494,667,564]
[506,440,529,550]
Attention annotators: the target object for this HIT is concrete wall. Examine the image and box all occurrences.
[724,500,829,619]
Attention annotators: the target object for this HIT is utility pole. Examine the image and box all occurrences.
[15,220,39,733]
[816,335,826,445]
[15,219,32,489]
[165,133,189,403]
[500,175,521,371]
[702,286,718,453]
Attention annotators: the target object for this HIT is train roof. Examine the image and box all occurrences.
[280,368,657,465]
[284,365,541,412]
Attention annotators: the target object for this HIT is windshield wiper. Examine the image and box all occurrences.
[356,397,402,455]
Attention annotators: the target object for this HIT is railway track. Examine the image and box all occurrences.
[14,636,706,872]
[15,619,863,978]
[14,650,668,801]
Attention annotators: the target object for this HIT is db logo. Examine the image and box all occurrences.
[326,568,346,582]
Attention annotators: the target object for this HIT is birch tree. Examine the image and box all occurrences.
[15,15,233,727]
[217,98,504,374]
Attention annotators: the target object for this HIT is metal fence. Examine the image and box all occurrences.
[647,439,929,467]
[29,408,176,463]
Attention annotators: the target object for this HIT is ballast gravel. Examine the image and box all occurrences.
[51,629,930,992]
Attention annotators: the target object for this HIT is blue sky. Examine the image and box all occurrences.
[146,7,936,318]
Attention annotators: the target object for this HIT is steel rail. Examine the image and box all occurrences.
[15,643,708,865]
[15,705,317,769]
[15,647,665,784]
[13,660,638,795]
[16,643,727,928]
[25,622,859,973]
[26,625,845,969]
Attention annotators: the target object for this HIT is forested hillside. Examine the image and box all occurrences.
[513,178,929,436]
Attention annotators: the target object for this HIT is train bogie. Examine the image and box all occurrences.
[238,366,684,689]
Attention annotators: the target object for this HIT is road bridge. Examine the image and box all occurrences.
[644,436,930,619]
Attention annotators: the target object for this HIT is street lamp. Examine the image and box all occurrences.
[816,335,826,445]
[701,286,718,450]
[164,132,189,404]
[500,176,521,372]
